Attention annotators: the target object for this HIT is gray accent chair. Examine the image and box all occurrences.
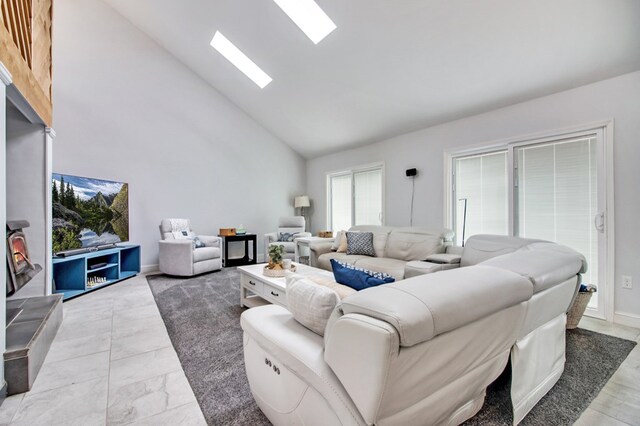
[264,216,311,261]
[158,219,222,276]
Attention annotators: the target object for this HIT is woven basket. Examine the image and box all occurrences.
[567,292,593,329]
[263,265,296,278]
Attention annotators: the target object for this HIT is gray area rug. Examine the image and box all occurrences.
[147,269,636,426]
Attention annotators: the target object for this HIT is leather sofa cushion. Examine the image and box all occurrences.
[337,265,533,347]
[193,247,220,263]
[460,235,543,267]
[317,253,370,271]
[372,232,389,257]
[352,257,407,280]
[385,230,445,261]
[481,242,587,293]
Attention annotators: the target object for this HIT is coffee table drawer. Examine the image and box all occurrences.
[263,282,286,306]
[242,274,264,294]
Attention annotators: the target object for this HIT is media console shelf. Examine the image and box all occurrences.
[52,245,141,300]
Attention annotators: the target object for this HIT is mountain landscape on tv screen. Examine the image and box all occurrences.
[52,174,129,253]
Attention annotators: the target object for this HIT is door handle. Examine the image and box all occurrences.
[594,213,605,233]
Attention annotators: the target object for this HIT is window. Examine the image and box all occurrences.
[328,164,384,231]
[453,151,508,245]
[447,124,612,319]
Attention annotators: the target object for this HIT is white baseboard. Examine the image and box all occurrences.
[141,264,159,274]
[613,311,640,329]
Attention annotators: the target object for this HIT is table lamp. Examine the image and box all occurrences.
[294,195,311,229]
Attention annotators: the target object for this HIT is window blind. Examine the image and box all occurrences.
[329,174,352,233]
[354,169,383,226]
[454,151,508,245]
[516,137,598,304]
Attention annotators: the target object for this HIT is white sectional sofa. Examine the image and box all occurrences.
[309,225,455,279]
[240,235,586,425]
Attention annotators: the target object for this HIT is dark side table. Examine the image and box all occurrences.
[219,234,257,267]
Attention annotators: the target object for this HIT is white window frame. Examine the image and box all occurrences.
[326,162,386,231]
[444,120,615,321]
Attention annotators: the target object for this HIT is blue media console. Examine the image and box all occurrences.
[52,245,141,300]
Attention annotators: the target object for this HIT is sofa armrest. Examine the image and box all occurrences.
[446,246,464,256]
[425,253,461,264]
[295,232,312,239]
[309,241,334,267]
[199,235,221,248]
[159,240,194,276]
[324,313,399,425]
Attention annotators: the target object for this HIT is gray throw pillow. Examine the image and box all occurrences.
[278,232,296,242]
[193,236,206,248]
[346,232,375,256]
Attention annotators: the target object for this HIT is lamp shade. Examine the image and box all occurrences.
[294,195,310,208]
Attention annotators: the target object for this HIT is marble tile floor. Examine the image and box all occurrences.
[0,273,206,426]
[0,274,638,425]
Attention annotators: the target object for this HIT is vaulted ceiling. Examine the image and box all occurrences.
[103,0,640,158]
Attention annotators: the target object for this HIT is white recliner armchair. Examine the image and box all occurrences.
[240,235,586,425]
[264,216,311,261]
[158,218,222,276]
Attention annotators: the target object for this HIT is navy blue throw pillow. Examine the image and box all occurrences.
[330,259,395,291]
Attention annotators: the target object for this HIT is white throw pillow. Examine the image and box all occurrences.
[285,272,340,336]
[330,231,345,251]
[172,230,194,240]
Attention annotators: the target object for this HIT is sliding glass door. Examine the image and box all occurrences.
[450,127,609,318]
[514,134,602,312]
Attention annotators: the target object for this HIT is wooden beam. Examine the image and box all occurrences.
[31,0,51,99]
[0,21,52,125]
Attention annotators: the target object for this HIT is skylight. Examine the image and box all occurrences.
[272,0,336,44]
[210,31,272,88]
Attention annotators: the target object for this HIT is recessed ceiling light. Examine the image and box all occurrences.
[272,0,336,44]
[210,31,272,88]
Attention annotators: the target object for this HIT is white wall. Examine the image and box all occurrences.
[1,69,8,393]
[6,105,47,298]
[307,71,640,318]
[52,0,306,268]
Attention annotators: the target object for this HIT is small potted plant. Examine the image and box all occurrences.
[264,245,293,277]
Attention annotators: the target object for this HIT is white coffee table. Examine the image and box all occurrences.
[238,263,333,309]
[294,236,335,263]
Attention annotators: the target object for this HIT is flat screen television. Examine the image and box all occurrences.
[52,173,129,254]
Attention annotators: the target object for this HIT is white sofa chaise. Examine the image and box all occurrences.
[240,235,586,425]
[309,225,454,279]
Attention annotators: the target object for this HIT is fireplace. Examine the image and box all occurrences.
[6,220,42,296]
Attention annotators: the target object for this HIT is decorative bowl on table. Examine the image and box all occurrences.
[263,264,296,277]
